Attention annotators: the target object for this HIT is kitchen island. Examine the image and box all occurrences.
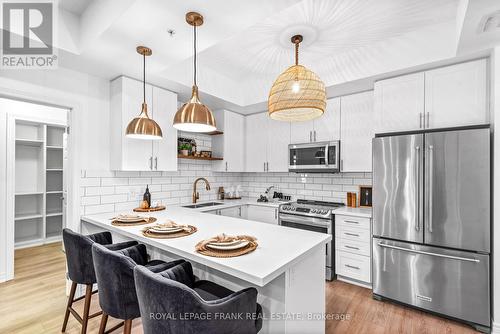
[81,202,330,334]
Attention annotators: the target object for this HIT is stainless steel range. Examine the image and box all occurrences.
[279,199,344,281]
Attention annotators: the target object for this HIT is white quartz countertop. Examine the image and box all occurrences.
[81,203,330,287]
[332,206,372,218]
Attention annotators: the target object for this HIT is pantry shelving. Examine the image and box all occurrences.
[13,121,66,248]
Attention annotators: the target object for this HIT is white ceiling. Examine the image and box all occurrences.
[8,0,500,113]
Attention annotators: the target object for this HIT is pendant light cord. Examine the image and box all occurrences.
[143,52,146,104]
[295,40,299,66]
[193,24,197,87]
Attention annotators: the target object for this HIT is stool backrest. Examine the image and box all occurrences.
[62,228,112,284]
[91,243,147,320]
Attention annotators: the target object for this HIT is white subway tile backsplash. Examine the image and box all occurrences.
[101,177,128,186]
[86,186,115,196]
[79,137,371,214]
[101,194,128,204]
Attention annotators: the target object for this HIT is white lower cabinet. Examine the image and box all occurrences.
[209,204,279,225]
[246,205,279,225]
[335,214,372,285]
[219,206,242,218]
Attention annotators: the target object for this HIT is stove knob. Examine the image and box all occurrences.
[311,209,317,213]
[322,210,328,214]
[284,207,289,210]
[291,207,296,211]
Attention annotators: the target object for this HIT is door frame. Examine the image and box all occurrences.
[0,80,82,282]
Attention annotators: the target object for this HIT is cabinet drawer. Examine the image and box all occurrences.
[336,238,370,256]
[336,215,371,230]
[336,225,371,243]
[336,250,371,283]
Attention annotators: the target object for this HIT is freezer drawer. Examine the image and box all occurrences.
[373,238,490,327]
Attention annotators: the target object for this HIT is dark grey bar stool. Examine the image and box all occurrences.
[134,261,263,334]
[92,242,185,334]
[61,228,138,334]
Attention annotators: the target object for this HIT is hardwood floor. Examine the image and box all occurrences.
[0,243,480,334]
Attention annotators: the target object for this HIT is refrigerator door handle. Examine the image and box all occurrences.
[377,242,480,263]
[415,146,420,231]
[428,145,434,233]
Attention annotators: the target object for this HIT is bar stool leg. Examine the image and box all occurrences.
[80,284,93,334]
[123,319,133,334]
[62,281,77,332]
[98,312,108,334]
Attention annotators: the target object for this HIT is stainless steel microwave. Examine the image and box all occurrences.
[288,141,340,173]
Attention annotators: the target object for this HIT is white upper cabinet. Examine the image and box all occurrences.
[290,98,340,143]
[424,59,488,129]
[245,113,290,173]
[374,72,425,134]
[341,91,374,172]
[374,59,488,134]
[245,113,268,172]
[314,98,341,142]
[290,119,314,144]
[212,110,245,172]
[267,118,290,172]
[152,86,178,171]
[110,76,178,171]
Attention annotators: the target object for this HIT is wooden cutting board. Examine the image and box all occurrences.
[133,205,166,212]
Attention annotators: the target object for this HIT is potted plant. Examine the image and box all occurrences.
[179,143,191,156]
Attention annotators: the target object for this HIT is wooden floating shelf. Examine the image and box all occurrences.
[177,155,223,161]
[207,130,223,135]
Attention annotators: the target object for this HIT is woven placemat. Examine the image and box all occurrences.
[195,240,258,258]
[111,217,157,227]
[142,225,197,239]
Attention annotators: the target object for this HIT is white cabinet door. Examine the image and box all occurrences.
[341,91,374,172]
[290,120,314,144]
[245,113,268,172]
[111,77,154,170]
[313,97,341,142]
[219,206,242,218]
[374,72,425,133]
[246,205,278,225]
[225,111,245,172]
[152,86,178,171]
[212,110,245,172]
[267,119,290,172]
[425,59,488,129]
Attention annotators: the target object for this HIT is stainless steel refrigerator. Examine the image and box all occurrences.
[372,126,490,332]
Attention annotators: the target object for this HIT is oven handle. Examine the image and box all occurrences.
[279,213,331,229]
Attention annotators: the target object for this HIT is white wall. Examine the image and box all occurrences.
[0,67,110,170]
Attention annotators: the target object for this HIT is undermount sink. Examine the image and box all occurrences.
[183,202,223,209]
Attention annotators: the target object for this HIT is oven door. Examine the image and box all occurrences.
[288,141,339,172]
[279,213,333,279]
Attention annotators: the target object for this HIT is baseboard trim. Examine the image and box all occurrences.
[491,321,500,334]
[336,275,372,289]
[0,273,6,283]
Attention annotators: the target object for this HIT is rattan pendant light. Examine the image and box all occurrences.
[125,46,163,140]
[268,35,326,122]
[173,12,216,133]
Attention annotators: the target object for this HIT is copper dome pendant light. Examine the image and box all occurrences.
[173,12,216,133]
[268,35,326,122]
[125,46,163,140]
